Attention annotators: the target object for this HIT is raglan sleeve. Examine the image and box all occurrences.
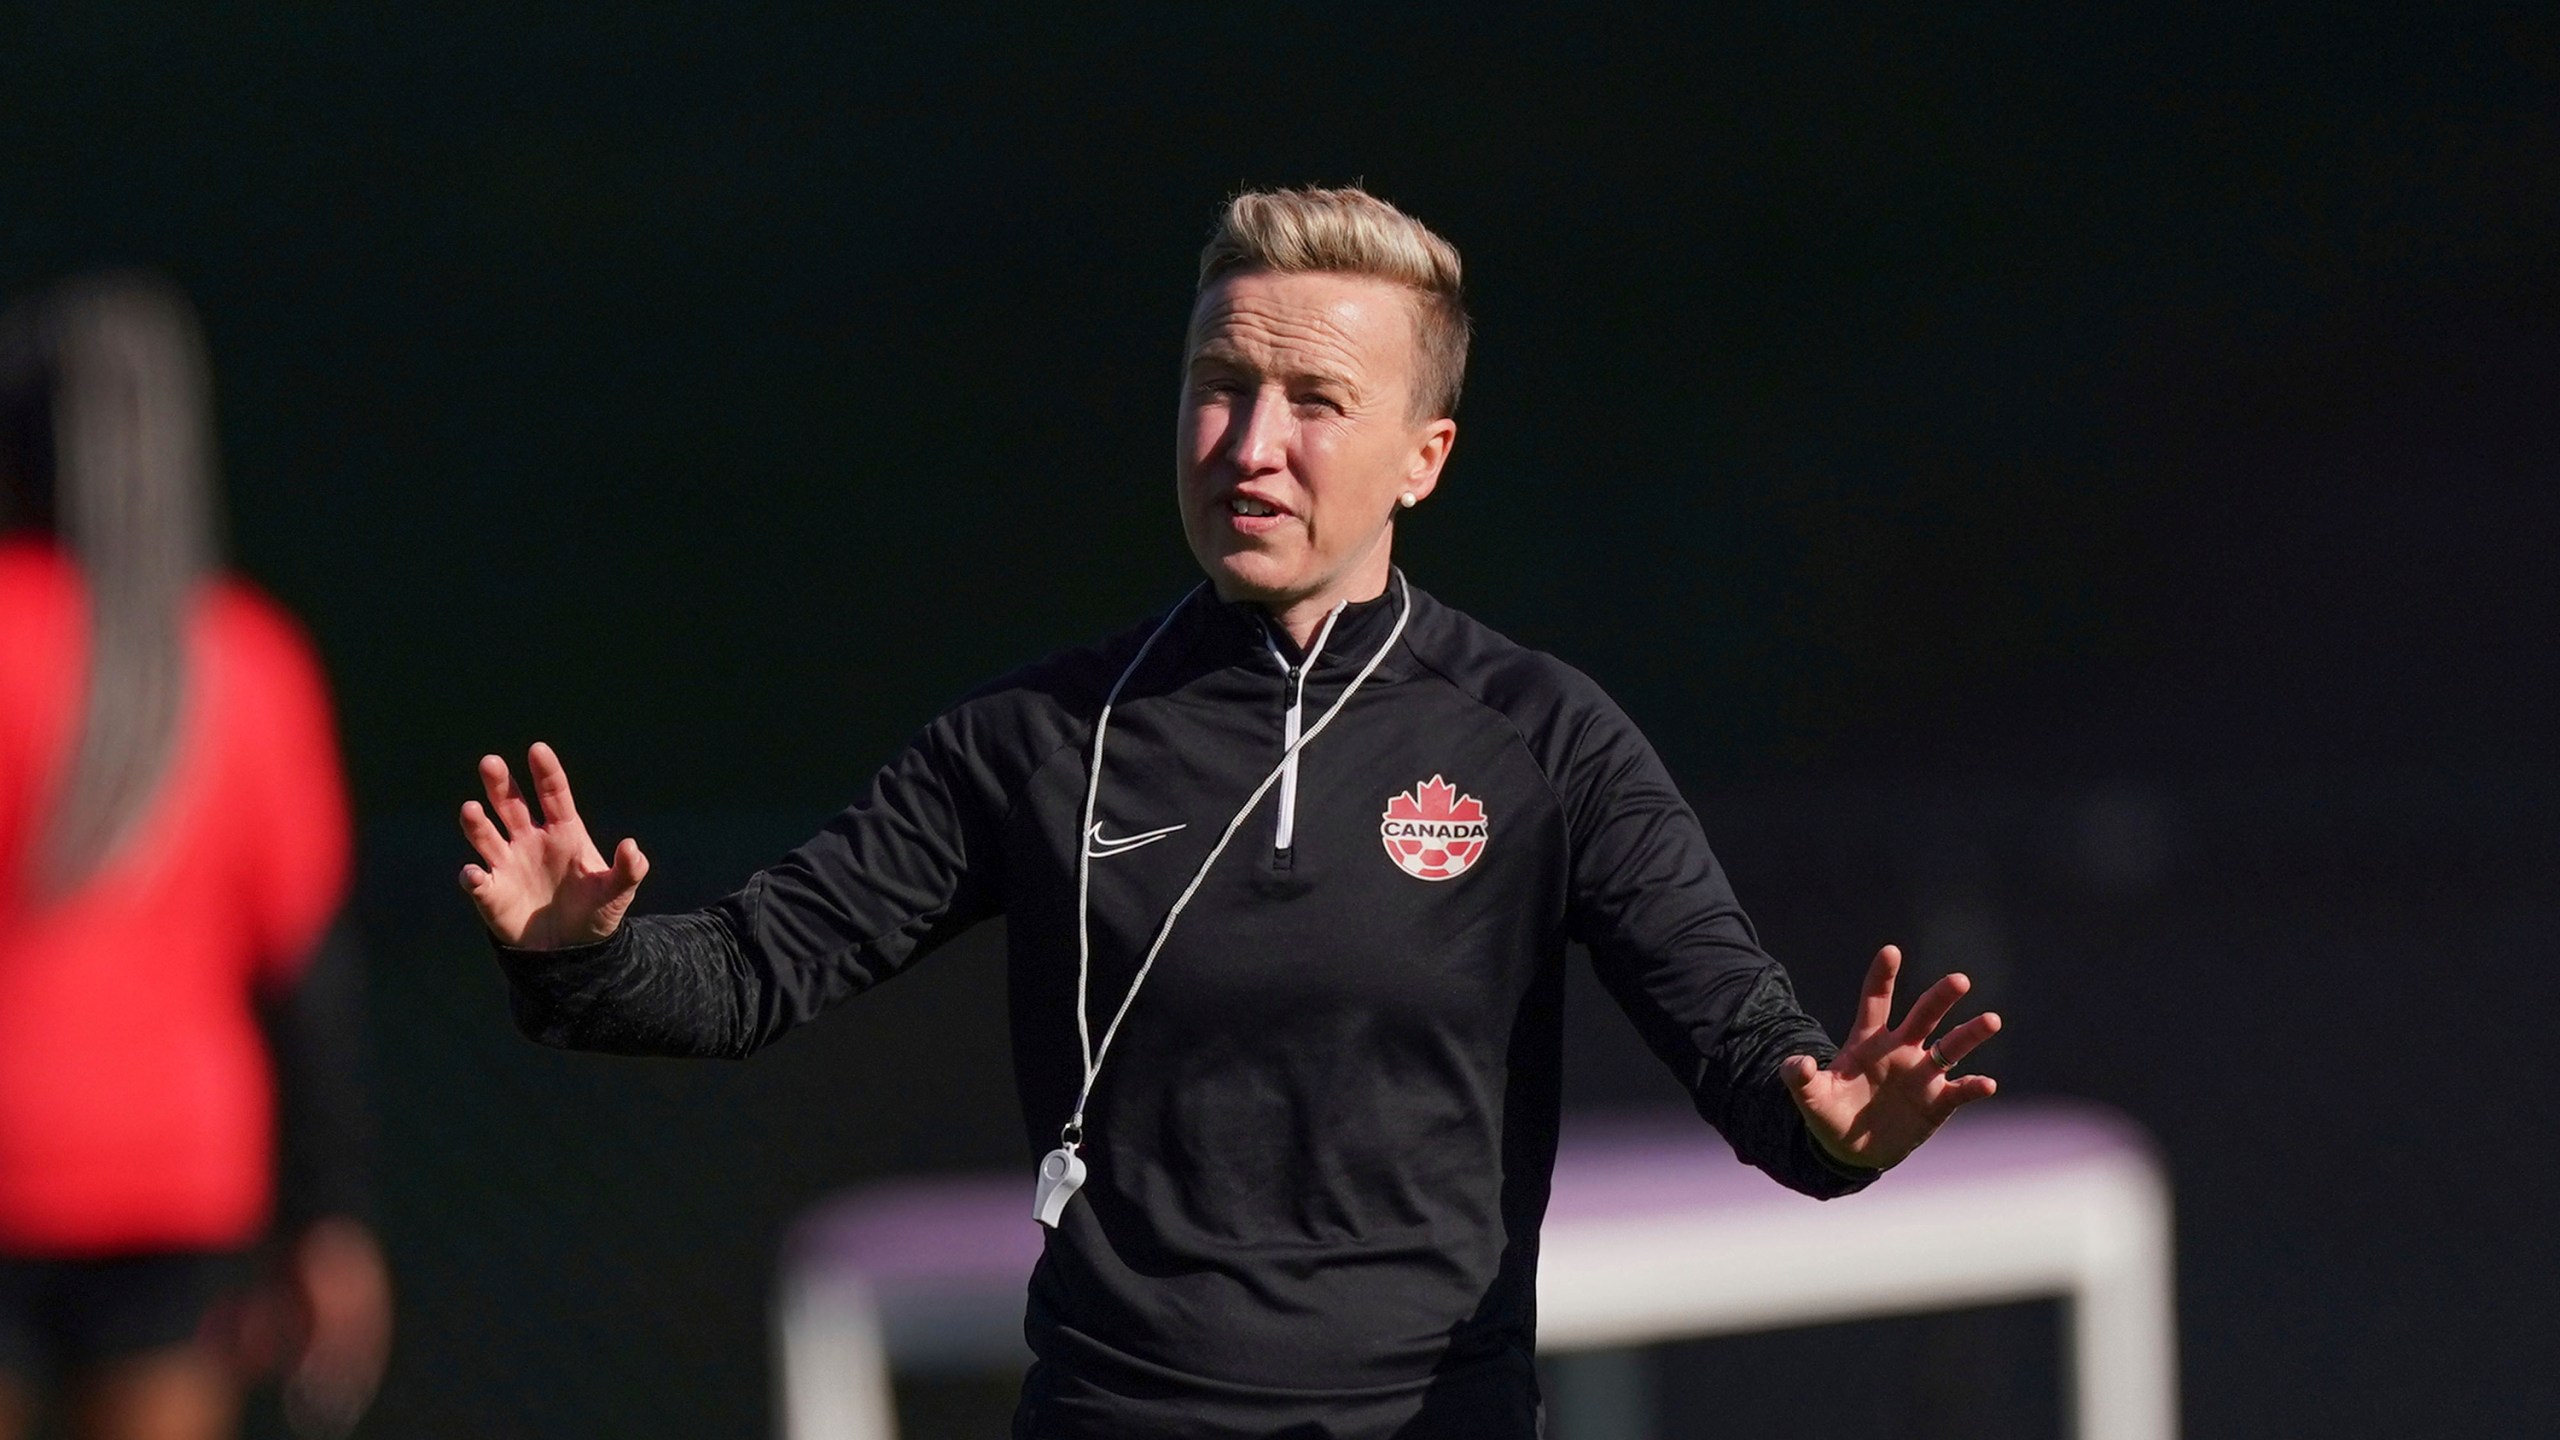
[1558,687,1877,1199]
[493,700,1018,1060]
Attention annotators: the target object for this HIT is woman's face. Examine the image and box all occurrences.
[1175,269,1454,621]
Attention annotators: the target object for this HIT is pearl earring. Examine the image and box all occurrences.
[1398,493,1417,509]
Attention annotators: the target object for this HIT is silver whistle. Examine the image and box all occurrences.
[1033,1146,1087,1228]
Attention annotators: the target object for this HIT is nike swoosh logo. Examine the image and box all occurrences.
[1085,822,1187,859]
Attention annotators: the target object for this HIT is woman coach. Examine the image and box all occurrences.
[460,185,2002,1439]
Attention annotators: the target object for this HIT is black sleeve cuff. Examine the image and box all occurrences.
[484,913,763,1058]
[1798,1120,1888,1191]
[487,924,640,1048]
[487,924,632,975]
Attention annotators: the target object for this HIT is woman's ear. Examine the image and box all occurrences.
[1404,418,1457,505]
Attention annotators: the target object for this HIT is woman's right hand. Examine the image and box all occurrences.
[457,742,648,949]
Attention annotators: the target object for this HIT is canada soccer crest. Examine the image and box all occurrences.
[1380,775,1490,881]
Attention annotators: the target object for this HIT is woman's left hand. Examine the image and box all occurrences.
[1783,944,2002,1171]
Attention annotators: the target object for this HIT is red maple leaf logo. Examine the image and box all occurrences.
[1380,775,1489,881]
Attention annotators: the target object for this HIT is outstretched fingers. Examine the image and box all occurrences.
[608,836,650,893]
[1933,1073,1998,1117]
[1920,1011,2001,1119]
[459,800,511,869]
[479,754,535,834]
[1846,945,1902,1046]
[1891,971,1973,1051]
[526,742,581,828]
[1930,1011,2003,1070]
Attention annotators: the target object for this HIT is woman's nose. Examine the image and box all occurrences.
[1224,392,1289,473]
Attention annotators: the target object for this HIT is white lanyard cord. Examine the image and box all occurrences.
[1070,584,1205,1107]
[1066,574,1412,1144]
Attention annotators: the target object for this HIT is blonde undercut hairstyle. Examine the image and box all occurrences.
[1196,185,1471,421]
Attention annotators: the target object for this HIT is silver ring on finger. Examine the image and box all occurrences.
[1928,1044,1957,1073]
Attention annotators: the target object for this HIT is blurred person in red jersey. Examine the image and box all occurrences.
[0,277,389,1440]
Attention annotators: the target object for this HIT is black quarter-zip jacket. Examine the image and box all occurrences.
[497,574,1874,1439]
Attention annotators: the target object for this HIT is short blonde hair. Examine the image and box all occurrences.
[1196,185,1471,420]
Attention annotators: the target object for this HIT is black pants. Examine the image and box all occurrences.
[0,1251,245,1379]
[1013,1351,1546,1440]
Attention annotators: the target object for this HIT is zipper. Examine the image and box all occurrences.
[1269,648,1310,853]
[1262,604,1346,859]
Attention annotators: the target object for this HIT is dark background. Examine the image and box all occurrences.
[7,5,2555,1436]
